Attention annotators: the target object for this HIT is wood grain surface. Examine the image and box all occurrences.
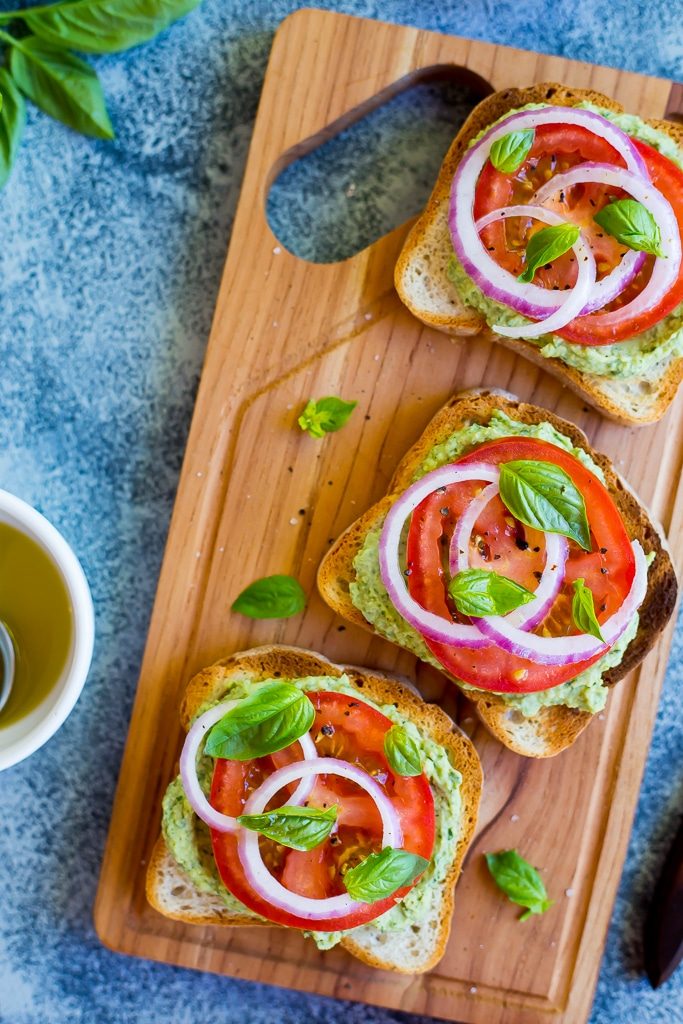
[94,10,682,1023]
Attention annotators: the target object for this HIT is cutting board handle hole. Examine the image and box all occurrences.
[265,66,491,264]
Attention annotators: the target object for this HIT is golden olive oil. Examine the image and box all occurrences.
[0,522,73,729]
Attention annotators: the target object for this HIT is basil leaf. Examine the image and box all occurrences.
[237,804,338,851]
[499,459,591,550]
[232,574,306,619]
[485,849,554,922]
[572,577,605,641]
[24,0,201,55]
[518,223,579,283]
[489,129,535,174]
[9,37,113,139]
[343,847,429,904]
[594,198,664,257]
[298,396,357,439]
[383,725,423,777]
[448,568,534,617]
[0,68,25,187]
[204,682,315,761]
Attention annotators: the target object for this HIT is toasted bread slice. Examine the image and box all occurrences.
[146,644,482,974]
[394,83,683,425]
[317,390,677,757]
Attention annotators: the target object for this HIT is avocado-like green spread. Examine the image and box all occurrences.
[447,102,683,379]
[162,674,463,950]
[348,412,639,715]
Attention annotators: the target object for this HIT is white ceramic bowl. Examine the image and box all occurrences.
[0,490,94,771]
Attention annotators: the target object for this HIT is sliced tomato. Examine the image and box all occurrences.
[210,691,435,930]
[406,437,635,693]
[474,129,683,345]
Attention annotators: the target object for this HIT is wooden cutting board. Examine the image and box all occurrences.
[94,10,683,1023]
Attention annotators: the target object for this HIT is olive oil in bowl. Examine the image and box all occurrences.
[0,521,74,729]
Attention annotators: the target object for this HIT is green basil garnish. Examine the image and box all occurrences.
[22,0,202,55]
[448,568,535,617]
[489,128,535,174]
[232,574,306,619]
[485,849,554,922]
[572,577,605,641]
[383,725,423,778]
[204,682,315,761]
[0,68,25,188]
[499,459,591,550]
[237,804,338,851]
[298,396,357,439]
[9,36,114,139]
[343,847,429,904]
[518,223,580,283]
[0,1,199,188]
[593,198,664,257]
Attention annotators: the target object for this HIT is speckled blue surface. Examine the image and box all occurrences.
[1,2,682,1022]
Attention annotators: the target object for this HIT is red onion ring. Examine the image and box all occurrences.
[475,207,644,316]
[449,107,649,320]
[180,702,317,833]
[474,205,596,338]
[450,481,501,576]
[237,757,404,921]
[379,463,500,648]
[474,540,647,665]
[533,163,681,326]
[449,482,569,631]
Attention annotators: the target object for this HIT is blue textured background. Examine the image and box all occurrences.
[1,2,682,1022]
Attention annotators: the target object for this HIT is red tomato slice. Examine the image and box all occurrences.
[406,437,635,693]
[474,128,683,345]
[210,691,435,930]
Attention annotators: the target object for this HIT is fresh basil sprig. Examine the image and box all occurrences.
[343,847,429,904]
[499,459,591,550]
[518,223,580,283]
[383,725,423,778]
[204,682,315,761]
[489,128,535,174]
[572,578,605,641]
[298,396,357,439]
[9,36,113,138]
[21,0,202,55]
[485,849,554,922]
[594,198,664,257]
[0,0,201,186]
[232,574,306,619]
[237,804,338,852]
[0,68,24,187]
[448,568,534,618]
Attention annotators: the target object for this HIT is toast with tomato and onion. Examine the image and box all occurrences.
[146,644,482,974]
[395,83,683,425]
[317,391,677,757]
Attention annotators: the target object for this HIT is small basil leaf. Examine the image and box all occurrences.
[572,577,605,641]
[448,568,535,617]
[24,0,201,55]
[9,37,113,139]
[0,68,25,187]
[485,849,554,921]
[232,574,306,619]
[489,129,535,174]
[383,725,423,778]
[237,804,338,851]
[343,847,429,904]
[204,682,315,761]
[518,223,580,284]
[594,198,664,257]
[298,396,357,439]
[499,459,591,551]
